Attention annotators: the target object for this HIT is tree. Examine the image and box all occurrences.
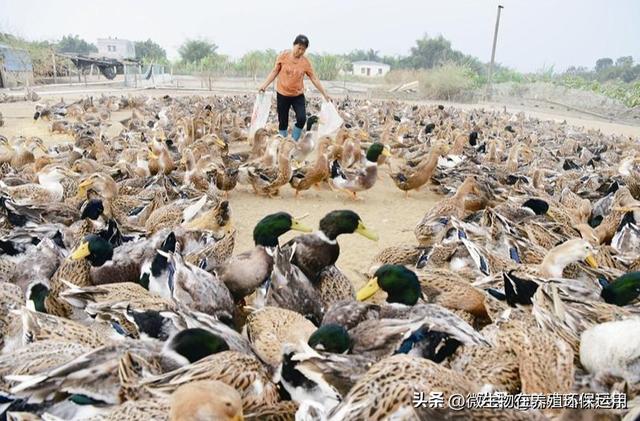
[615,56,634,68]
[381,56,398,67]
[365,48,381,61]
[309,54,344,80]
[198,54,233,88]
[57,35,98,55]
[179,39,218,63]
[595,58,613,73]
[621,64,640,83]
[404,34,468,70]
[345,48,382,63]
[238,50,277,80]
[135,39,167,64]
[345,49,367,62]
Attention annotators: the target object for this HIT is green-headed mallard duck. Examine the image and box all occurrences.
[344,265,488,357]
[215,212,312,302]
[263,211,378,324]
[283,210,378,283]
[600,271,640,306]
[357,264,488,319]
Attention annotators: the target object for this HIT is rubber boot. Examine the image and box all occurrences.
[279,129,288,138]
[292,126,303,141]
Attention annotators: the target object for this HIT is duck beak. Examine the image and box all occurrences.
[291,219,312,233]
[231,414,244,421]
[78,178,93,189]
[356,277,380,301]
[382,146,391,157]
[214,138,226,148]
[585,254,598,268]
[355,220,378,241]
[70,241,91,260]
[77,179,93,197]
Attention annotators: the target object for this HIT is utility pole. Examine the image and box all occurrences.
[51,50,58,84]
[486,5,503,101]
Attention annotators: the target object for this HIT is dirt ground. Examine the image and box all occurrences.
[1,88,639,285]
[0,94,441,283]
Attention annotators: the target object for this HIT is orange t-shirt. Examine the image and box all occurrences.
[275,50,315,97]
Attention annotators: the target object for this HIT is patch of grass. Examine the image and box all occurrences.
[556,75,640,108]
[418,63,481,101]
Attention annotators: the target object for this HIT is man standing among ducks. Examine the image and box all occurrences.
[259,34,331,141]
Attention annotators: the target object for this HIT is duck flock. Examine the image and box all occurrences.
[0,94,640,420]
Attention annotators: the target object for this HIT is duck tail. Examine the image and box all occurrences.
[330,159,344,180]
[118,351,147,401]
[503,271,539,306]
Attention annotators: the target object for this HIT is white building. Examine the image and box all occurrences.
[352,60,390,77]
[96,38,136,60]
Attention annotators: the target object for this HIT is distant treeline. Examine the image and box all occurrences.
[2,32,638,106]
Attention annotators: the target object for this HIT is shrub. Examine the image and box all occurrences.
[418,63,480,100]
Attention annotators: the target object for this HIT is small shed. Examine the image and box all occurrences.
[97,38,136,60]
[0,43,34,88]
[352,60,390,77]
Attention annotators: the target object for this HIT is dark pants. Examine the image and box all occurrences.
[277,93,306,131]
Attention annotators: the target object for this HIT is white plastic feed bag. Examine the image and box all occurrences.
[249,92,273,139]
[317,100,343,138]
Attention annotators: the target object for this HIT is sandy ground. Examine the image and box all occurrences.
[0,96,441,284]
[2,89,639,286]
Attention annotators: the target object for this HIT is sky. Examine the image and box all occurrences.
[1,0,639,72]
